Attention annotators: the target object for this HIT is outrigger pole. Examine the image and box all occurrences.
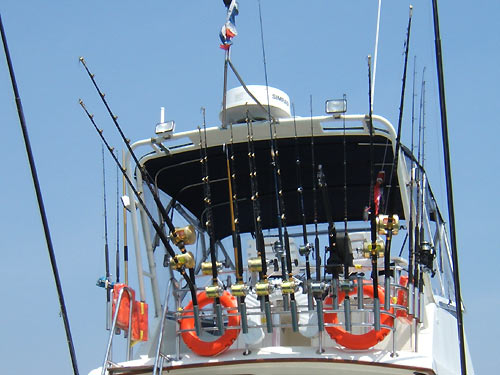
[79,100,202,335]
[0,14,80,375]
[431,1,467,373]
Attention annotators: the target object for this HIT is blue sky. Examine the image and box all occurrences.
[0,1,498,374]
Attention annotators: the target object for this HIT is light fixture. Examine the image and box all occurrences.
[155,120,175,135]
[325,99,347,114]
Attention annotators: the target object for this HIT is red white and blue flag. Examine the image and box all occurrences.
[220,0,239,50]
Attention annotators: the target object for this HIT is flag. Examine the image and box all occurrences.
[220,0,239,50]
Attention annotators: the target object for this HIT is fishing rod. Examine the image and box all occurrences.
[246,116,273,333]
[382,5,413,310]
[79,100,201,334]
[1,14,80,375]
[292,105,312,308]
[317,165,338,277]
[341,97,353,332]
[122,151,129,285]
[102,146,112,330]
[115,156,120,284]
[79,58,195,283]
[226,123,249,333]
[270,120,299,330]
[310,96,321,283]
[407,57,417,318]
[308,96,326,346]
[367,55,381,331]
[430,0,467,365]
[198,110,224,334]
[413,69,425,327]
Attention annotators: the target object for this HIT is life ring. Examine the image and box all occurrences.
[324,284,394,350]
[180,290,240,356]
[395,275,412,323]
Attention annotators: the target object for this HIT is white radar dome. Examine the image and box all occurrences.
[220,85,291,124]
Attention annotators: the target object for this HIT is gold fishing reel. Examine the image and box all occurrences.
[363,240,385,258]
[170,224,196,246]
[205,285,223,298]
[281,279,298,295]
[169,251,195,270]
[376,214,399,235]
[248,257,263,273]
[230,283,249,297]
[201,261,223,275]
[255,281,273,296]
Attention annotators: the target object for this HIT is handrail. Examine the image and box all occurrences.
[101,287,134,375]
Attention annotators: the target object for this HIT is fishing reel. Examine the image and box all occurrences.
[170,224,196,246]
[205,284,223,298]
[281,279,298,295]
[255,280,274,296]
[201,261,223,275]
[168,251,195,270]
[230,283,249,297]
[376,214,400,236]
[418,241,436,276]
[363,240,385,258]
[248,257,263,273]
[299,243,313,257]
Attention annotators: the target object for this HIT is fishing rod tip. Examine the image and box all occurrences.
[79,56,85,63]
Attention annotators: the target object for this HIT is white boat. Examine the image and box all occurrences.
[87,2,474,374]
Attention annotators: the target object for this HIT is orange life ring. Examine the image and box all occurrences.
[324,284,394,350]
[180,290,240,356]
[395,275,412,323]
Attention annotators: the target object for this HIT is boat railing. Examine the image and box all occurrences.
[151,272,411,371]
[101,286,134,375]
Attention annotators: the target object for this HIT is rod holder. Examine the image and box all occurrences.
[283,294,290,311]
[290,299,299,332]
[332,279,339,310]
[384,276,391,311]
[193,305,202,336]
[357,275,364,309]
[215,303,224,335]
[344,297,352,333]
[316,298,324,332]
[264,300,273,333]
[239,301,249,334]
[408,281,414,316]
[374,298,381,331]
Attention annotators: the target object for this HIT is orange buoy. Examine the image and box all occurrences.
[324,284,394,350]
[180,290,240,356]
